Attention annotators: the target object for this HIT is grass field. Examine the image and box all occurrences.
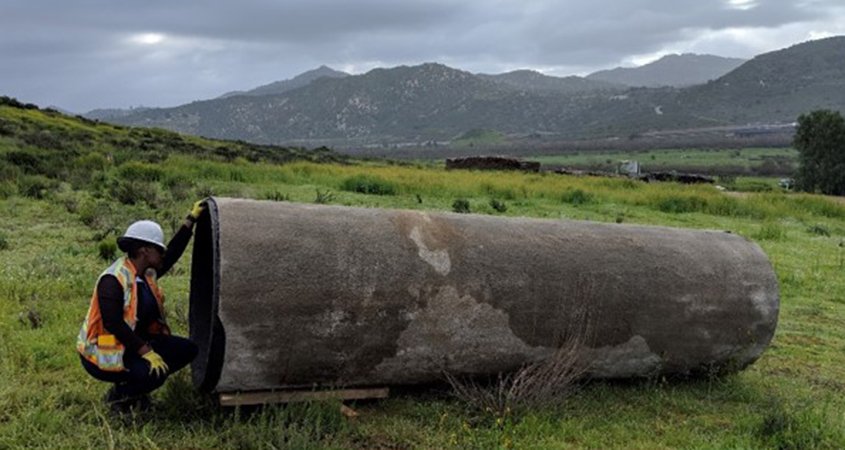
[1,103,844,448]
[2,158,845,448]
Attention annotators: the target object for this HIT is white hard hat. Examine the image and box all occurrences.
[117,220,166,252]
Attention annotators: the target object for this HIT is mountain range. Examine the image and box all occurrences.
[99,36,845,146]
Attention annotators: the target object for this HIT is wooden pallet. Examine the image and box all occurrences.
[218,387,389,407]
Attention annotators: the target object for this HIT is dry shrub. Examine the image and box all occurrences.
[445,277,595,415]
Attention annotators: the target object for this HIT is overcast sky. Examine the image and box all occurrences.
[2,0,844,113]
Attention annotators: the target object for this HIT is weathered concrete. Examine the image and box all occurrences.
[189,197,779,393]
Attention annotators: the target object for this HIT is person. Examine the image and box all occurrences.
[76,200,206,413]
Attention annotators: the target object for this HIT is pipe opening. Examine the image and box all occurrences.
[189,197,225,392]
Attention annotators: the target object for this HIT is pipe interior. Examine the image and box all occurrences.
[188,197,225,392]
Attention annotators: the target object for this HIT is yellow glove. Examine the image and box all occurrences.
[189,200,206,221]
[141,350,169,377]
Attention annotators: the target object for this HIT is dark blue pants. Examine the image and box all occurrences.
[80,334,198,398]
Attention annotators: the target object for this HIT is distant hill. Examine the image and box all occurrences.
[587,54,746,87]
[109,63,605,144]
[106,37,845,145]
[85,106,152,121]
[218,65,349,98]
[674,36,845,123]
[478,70,624,94]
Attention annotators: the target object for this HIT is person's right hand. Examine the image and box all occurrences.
[141,350,169,377]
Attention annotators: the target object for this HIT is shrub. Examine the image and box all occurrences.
[314,189,335,204]
[111,179,161,207]
[806,224,831,236]
[489,198,508,213]
[754,222,786,241]
[195,184,216,198]
[561,189,593,206]
[341,174,397,196]
[97,238,117,261]
[446,278,593,415]
[0,232,9,251]
[0,180,16,199]
[792,196,845,219]
[117,161,163,182]
[615,212,625,223]
[264,190,290,202]
[74,152,109,172]
[756,400,845,449]
[452,198,471,213]
[161,174,195,202]
[655,194,707,214]
[228,168,247,182]
[5,150,44,174]
[78,199,119,232]
[0,160,22,181]
[705,196,758,219]
[18,174,58,199]
[54,190,84,214]
[21,130,66,150]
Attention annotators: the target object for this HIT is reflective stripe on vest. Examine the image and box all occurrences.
[76,256,166,372]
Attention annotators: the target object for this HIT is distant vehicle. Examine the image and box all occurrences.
[618,160,640,177]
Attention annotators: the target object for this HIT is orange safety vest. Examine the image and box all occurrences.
[76,256,170,371]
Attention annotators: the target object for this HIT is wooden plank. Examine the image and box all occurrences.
[218,387,389,407]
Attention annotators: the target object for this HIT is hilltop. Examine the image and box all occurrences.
[586,53,746,87]
[217,65,350,99]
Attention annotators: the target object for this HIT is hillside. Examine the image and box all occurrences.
[0,96,341,184]
[109,63,608,144]
[676,36,845,123]
[577,37,845,132]
[478,70,624,94]
[587,53,746,87]
[105,37,845,145]
[217,65,350,99]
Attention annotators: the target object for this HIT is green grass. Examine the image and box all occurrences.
[2,102,845,448]
[2,156,845,448]
[528,147,798,174]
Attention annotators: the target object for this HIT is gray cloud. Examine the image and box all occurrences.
[2,0,843,112]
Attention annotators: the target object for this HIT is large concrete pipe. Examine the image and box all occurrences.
[189,197,779,393]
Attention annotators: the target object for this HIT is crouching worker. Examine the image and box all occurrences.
[76,201,206,413]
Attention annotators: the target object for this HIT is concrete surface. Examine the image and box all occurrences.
[189,197,779,392]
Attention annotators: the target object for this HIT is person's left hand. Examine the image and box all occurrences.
[141,350,169,377]
[189,200,206,221]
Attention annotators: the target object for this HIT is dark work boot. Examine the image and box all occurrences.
[128,394,152,413]
[104,385,133,416]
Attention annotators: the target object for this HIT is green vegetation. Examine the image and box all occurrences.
[451,198,471,214]
[794,109,845,195]
[341,174,397,196]
[2,103,845,448]
[527,147,798,176]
